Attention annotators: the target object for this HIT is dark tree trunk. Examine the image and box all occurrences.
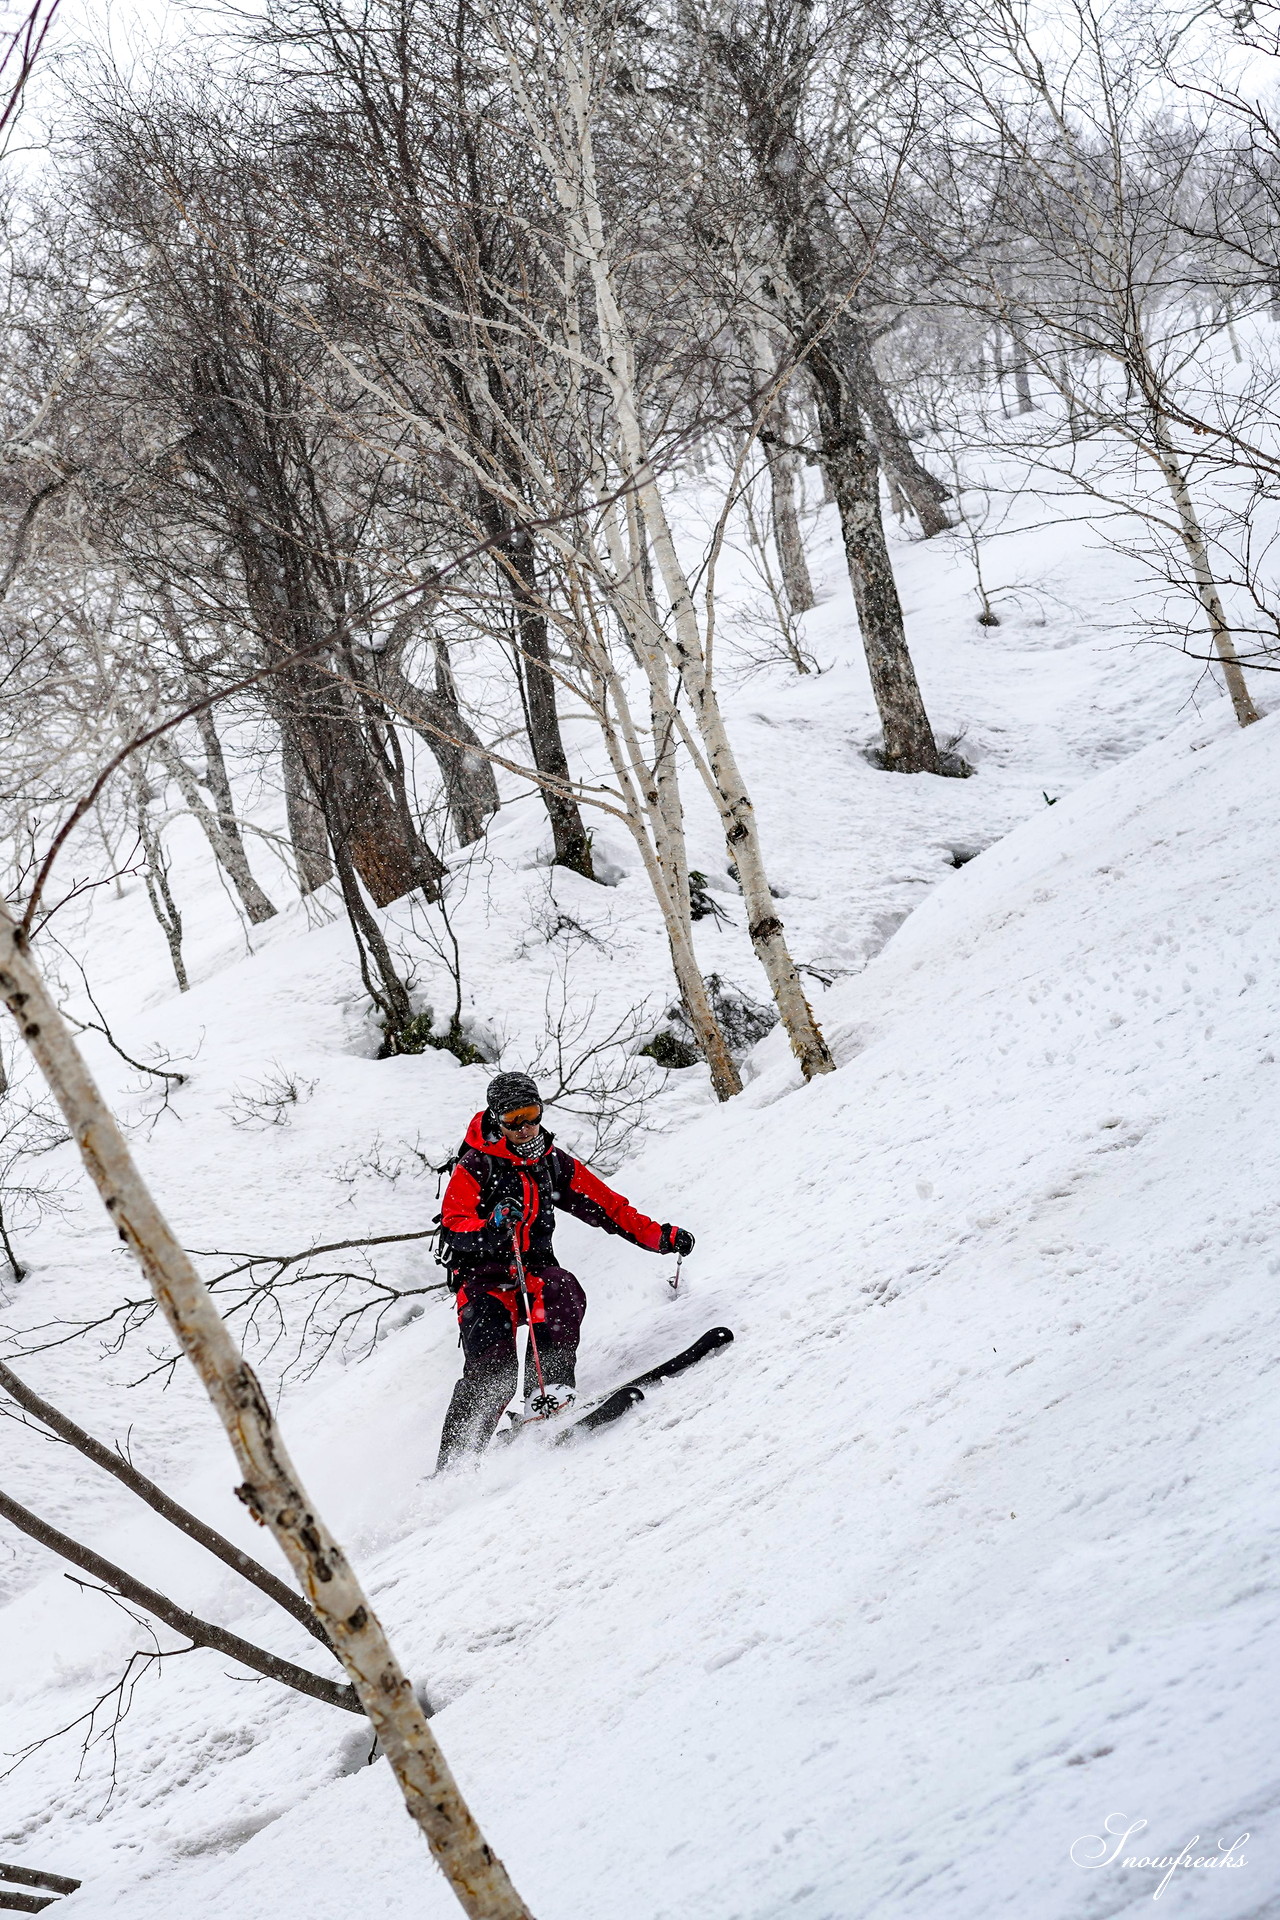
[279,674,429,1036]
[503,532,594,879]
[998,299,1035,414]
[329,830,416,1033]
[993,324,1011,416]
[816,399,942,771]
[716,23,942,771]
[750,327,815,611]
[353,645,498,848]
[435,636,500,845]
[266,620,443,914]
[1011,326,1034,413]
[809,353,940,768]
[849,320,953,537]
[281,722,333,894]
[181,353,442,907]
[305,685,445,909]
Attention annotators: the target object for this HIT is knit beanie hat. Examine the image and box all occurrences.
[486,1071,541,1117]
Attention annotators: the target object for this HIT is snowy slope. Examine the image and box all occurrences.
[3,488,1277,1917]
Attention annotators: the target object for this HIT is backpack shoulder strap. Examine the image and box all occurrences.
[431,1141,500,1280]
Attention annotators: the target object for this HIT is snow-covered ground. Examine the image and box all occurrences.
[2,468,1275,1918]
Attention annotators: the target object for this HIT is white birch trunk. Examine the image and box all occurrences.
[1149,420,1259,728]
[153,737,278,925]
[747,315,815,613]
[596,675,743,1099]
[568,569,743,1099]
[589,310,833,1077]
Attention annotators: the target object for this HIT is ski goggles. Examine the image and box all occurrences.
[499,1105,543,1130]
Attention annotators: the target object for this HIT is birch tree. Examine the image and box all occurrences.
[493,0,834,1079]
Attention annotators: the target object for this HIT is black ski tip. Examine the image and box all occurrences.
[555,1327,736,1446]
[555,1384,645,1441]
[573,1384,645,1432]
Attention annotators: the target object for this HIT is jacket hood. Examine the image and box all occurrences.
[462,1110,553,1161]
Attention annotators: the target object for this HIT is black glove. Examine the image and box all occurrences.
[660,1223,694,1257]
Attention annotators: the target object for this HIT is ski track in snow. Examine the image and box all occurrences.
[1,473,1276,1918]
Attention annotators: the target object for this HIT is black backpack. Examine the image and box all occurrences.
[428,1139,500,1289]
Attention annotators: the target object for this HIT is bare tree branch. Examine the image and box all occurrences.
[0,1866,81,1897]
[0,1487,361,1713]
[0,1356,332,1647]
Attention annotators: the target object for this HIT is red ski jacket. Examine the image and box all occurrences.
[440,1111,664,1280]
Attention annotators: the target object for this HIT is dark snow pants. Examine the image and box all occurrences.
[436,1265,587,1470]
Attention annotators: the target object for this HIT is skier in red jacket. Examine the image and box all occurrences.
[435,1072,694,1469]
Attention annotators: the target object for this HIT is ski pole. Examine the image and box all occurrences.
[509,1222,548,1401]
[668,1251,684,1295]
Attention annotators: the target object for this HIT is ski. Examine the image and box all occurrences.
[553,1325,734,1444]
[493,1327,734,1449]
